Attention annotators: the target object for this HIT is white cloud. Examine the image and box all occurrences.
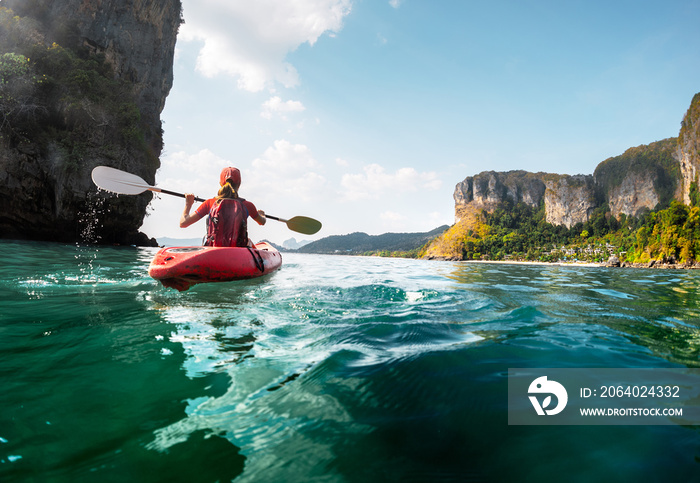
[261,96,306,119]
[163,148,228,174]
[340,164,441,201]
[252,139,319,172]
[248,140,327,203]
[389,0,403,8]
[180,0,353,92]
[157,148,233,195]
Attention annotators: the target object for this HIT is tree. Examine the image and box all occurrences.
[0,52,46,138]
[690,179,700,207]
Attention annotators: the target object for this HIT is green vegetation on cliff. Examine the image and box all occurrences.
[594,138,680,208]
[427,196,700,265]
[0,7,155,162]
[679,92,700,146]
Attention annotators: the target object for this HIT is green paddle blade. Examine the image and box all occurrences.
[286,216,322,235]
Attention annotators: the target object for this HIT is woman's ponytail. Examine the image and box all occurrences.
[217,181,238,200]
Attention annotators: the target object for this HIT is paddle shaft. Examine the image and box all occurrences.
[145,186,302,227]
[91,166,321,234]
[158,192,321,233]
[160,189,281,220]
[163,190,283,221]
[154,187,206,203]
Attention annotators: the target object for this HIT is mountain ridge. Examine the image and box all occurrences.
[295,225,449,255]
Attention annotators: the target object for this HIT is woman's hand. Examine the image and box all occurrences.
[184,193,195,209]
[180,193,201,228]
[255,209,267,225]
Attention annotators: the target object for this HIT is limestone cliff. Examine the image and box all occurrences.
[606,172,659,217]
[454,171,548,223]
[544,175,596,228]
[0,0,182,244]
[453,170,597,228]
[678,93,700,204]
[593,138,680,218]
[450,136,683,233]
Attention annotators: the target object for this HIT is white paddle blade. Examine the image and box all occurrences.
[91,166,151,195]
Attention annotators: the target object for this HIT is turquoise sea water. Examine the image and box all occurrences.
[1,240,700,482]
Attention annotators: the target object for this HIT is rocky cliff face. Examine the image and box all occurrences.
[593,138,680,218]
[0,0,181,244]
[543,175,596,228]
[606,171,659,217]
[453,170,598,228]
[677,93,700,204]
[454,171,548,222]
[48,0,178,119]
[452,135,684,230]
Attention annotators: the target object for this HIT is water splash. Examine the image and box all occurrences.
[77,189,107,244]
[73,190,111,280]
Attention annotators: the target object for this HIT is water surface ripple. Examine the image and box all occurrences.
[1,241,699,482]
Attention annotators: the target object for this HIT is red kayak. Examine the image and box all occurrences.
[148,242,282,291]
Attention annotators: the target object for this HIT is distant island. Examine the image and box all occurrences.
[286,226,449,257]
[424,93,700,268]
[282,238,312,250]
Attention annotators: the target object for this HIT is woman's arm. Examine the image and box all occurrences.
[252,209,266,226]
[180,193,205,228]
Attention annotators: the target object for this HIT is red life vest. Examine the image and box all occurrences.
[204,198,249,247]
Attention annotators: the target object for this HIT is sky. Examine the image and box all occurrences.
[139,0,700,246]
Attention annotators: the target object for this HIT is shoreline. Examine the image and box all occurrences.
[460,259,602,268]
[430,257,700,270]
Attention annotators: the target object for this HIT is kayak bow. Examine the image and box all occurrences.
[148,242,282,291]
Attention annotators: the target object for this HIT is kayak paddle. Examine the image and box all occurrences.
[264,215,322,236]
[91,166,206,202]
[91,166,322,235]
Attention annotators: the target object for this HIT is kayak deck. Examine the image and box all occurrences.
[148,242,282,291]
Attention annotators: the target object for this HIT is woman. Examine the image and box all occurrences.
[180,167,266,247]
